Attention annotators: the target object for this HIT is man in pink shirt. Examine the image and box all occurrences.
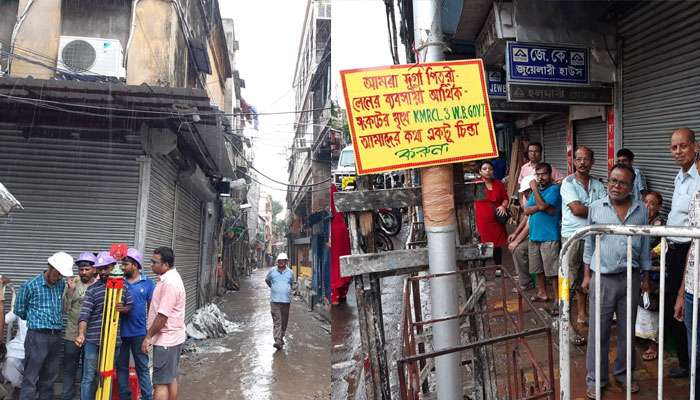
[518,142,564,185]
[142,247,186,400]
[517,142,564,203]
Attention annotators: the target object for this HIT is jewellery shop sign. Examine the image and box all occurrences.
[505,41,612,105]
[340,59,497,175]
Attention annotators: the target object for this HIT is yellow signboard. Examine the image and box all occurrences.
[340,59,498,175]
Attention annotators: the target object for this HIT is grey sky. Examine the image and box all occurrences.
[219,0,398,206]
[219,0,307,206]
[332,0,404,106]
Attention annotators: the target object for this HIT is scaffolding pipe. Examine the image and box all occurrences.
[412,0,461,398]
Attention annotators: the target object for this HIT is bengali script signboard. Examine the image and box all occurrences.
[340,60,497,175]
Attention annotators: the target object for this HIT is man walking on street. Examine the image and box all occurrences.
[62,252,97,400]
[15,251,74,400]
[76,251,133,400]
[665,128,700,379]
[523,163,562,307]
[117,248,155,400]
[266,253,294,349]
[581,163,651,398]
[142,247,186,400]
[560,146,606,346]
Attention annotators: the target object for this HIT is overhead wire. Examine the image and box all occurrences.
[228,139,332,187]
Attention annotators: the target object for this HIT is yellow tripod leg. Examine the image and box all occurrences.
[95,284,112,400]
[102,287,122,399]
[96,282,119,400]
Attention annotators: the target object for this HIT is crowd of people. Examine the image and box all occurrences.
[474,127,700,398]
[2,246,186,400]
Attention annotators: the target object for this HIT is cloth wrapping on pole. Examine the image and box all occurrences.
[0,182,22,216]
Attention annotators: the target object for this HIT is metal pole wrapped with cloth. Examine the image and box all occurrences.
[413,0,462,398]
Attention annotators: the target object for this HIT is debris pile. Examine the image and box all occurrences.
[186,303,240,340]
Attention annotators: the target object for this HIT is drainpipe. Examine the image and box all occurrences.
[412,0,462,399]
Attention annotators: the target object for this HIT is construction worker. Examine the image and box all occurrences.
[265,253,294,349]
[75,251,133,400]
[142,247,186,400]
[117,248,155,400]
[62,252,97,400]
[15,251,74,400]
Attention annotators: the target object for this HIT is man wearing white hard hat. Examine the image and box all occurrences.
[15,251,73,400]
[507,175,537,292]
[265,253,294,349]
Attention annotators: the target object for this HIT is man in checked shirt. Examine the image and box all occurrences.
[15,251,74,400]
[581,163,652,398]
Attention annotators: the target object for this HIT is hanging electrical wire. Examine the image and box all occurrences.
[227,140,332,187]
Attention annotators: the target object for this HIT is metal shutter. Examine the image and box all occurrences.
[523,125,541,142]
[619,2,700,212]
[145,156,177,255]
[574,117,608,181]
[175,184,202,320]
[542,114,568,176]
[0,128,141,284]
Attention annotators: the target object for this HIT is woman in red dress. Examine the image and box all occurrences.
[474,160,509,271]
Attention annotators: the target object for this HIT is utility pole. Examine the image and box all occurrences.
[412,0,462,399]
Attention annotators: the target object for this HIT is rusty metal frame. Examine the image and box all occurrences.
[397,266,556,400]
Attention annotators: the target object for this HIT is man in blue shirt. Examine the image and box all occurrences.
[15,251,74,400]
[524,163,562,305]
[117,248,155,400]
[664,128,700,378]
[560,146,606,346]
[265,253,294,349]
[581,164,651,398]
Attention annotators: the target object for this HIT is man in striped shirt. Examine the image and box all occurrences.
[581,163,652,398]
[75,251,133,400]
[15,251,74,400]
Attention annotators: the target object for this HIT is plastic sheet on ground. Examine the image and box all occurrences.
[186,303,240,340]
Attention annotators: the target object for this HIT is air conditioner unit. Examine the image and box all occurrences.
[57,36,126,78]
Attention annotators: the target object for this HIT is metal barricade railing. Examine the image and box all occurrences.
[559,224,700,400]
[398,265,555,400]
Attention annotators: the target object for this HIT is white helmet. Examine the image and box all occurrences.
[276,253,289,261]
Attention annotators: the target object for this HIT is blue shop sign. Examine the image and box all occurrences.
[486,68,507,98]
[506,42,589,84]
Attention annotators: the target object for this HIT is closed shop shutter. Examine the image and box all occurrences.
[145,156,178,255]
[175,184,202,320]
[0,128,141,284]
[574,117,608,181]
[619,2,700,212]
[523,125,541,142]
[541,114,568,176]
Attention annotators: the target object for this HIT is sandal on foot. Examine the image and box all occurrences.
[586,387,600,399]
[571,334,586,346]
[642,349,658,361]
[619,380,640,393]
[530,295,550,302]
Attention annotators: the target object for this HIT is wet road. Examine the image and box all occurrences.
[178,268,330,400]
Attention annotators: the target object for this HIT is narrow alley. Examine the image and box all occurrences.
[178,268,330,400]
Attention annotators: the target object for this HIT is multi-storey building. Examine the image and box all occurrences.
[0,0,244,319]
[287,0,331,307]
